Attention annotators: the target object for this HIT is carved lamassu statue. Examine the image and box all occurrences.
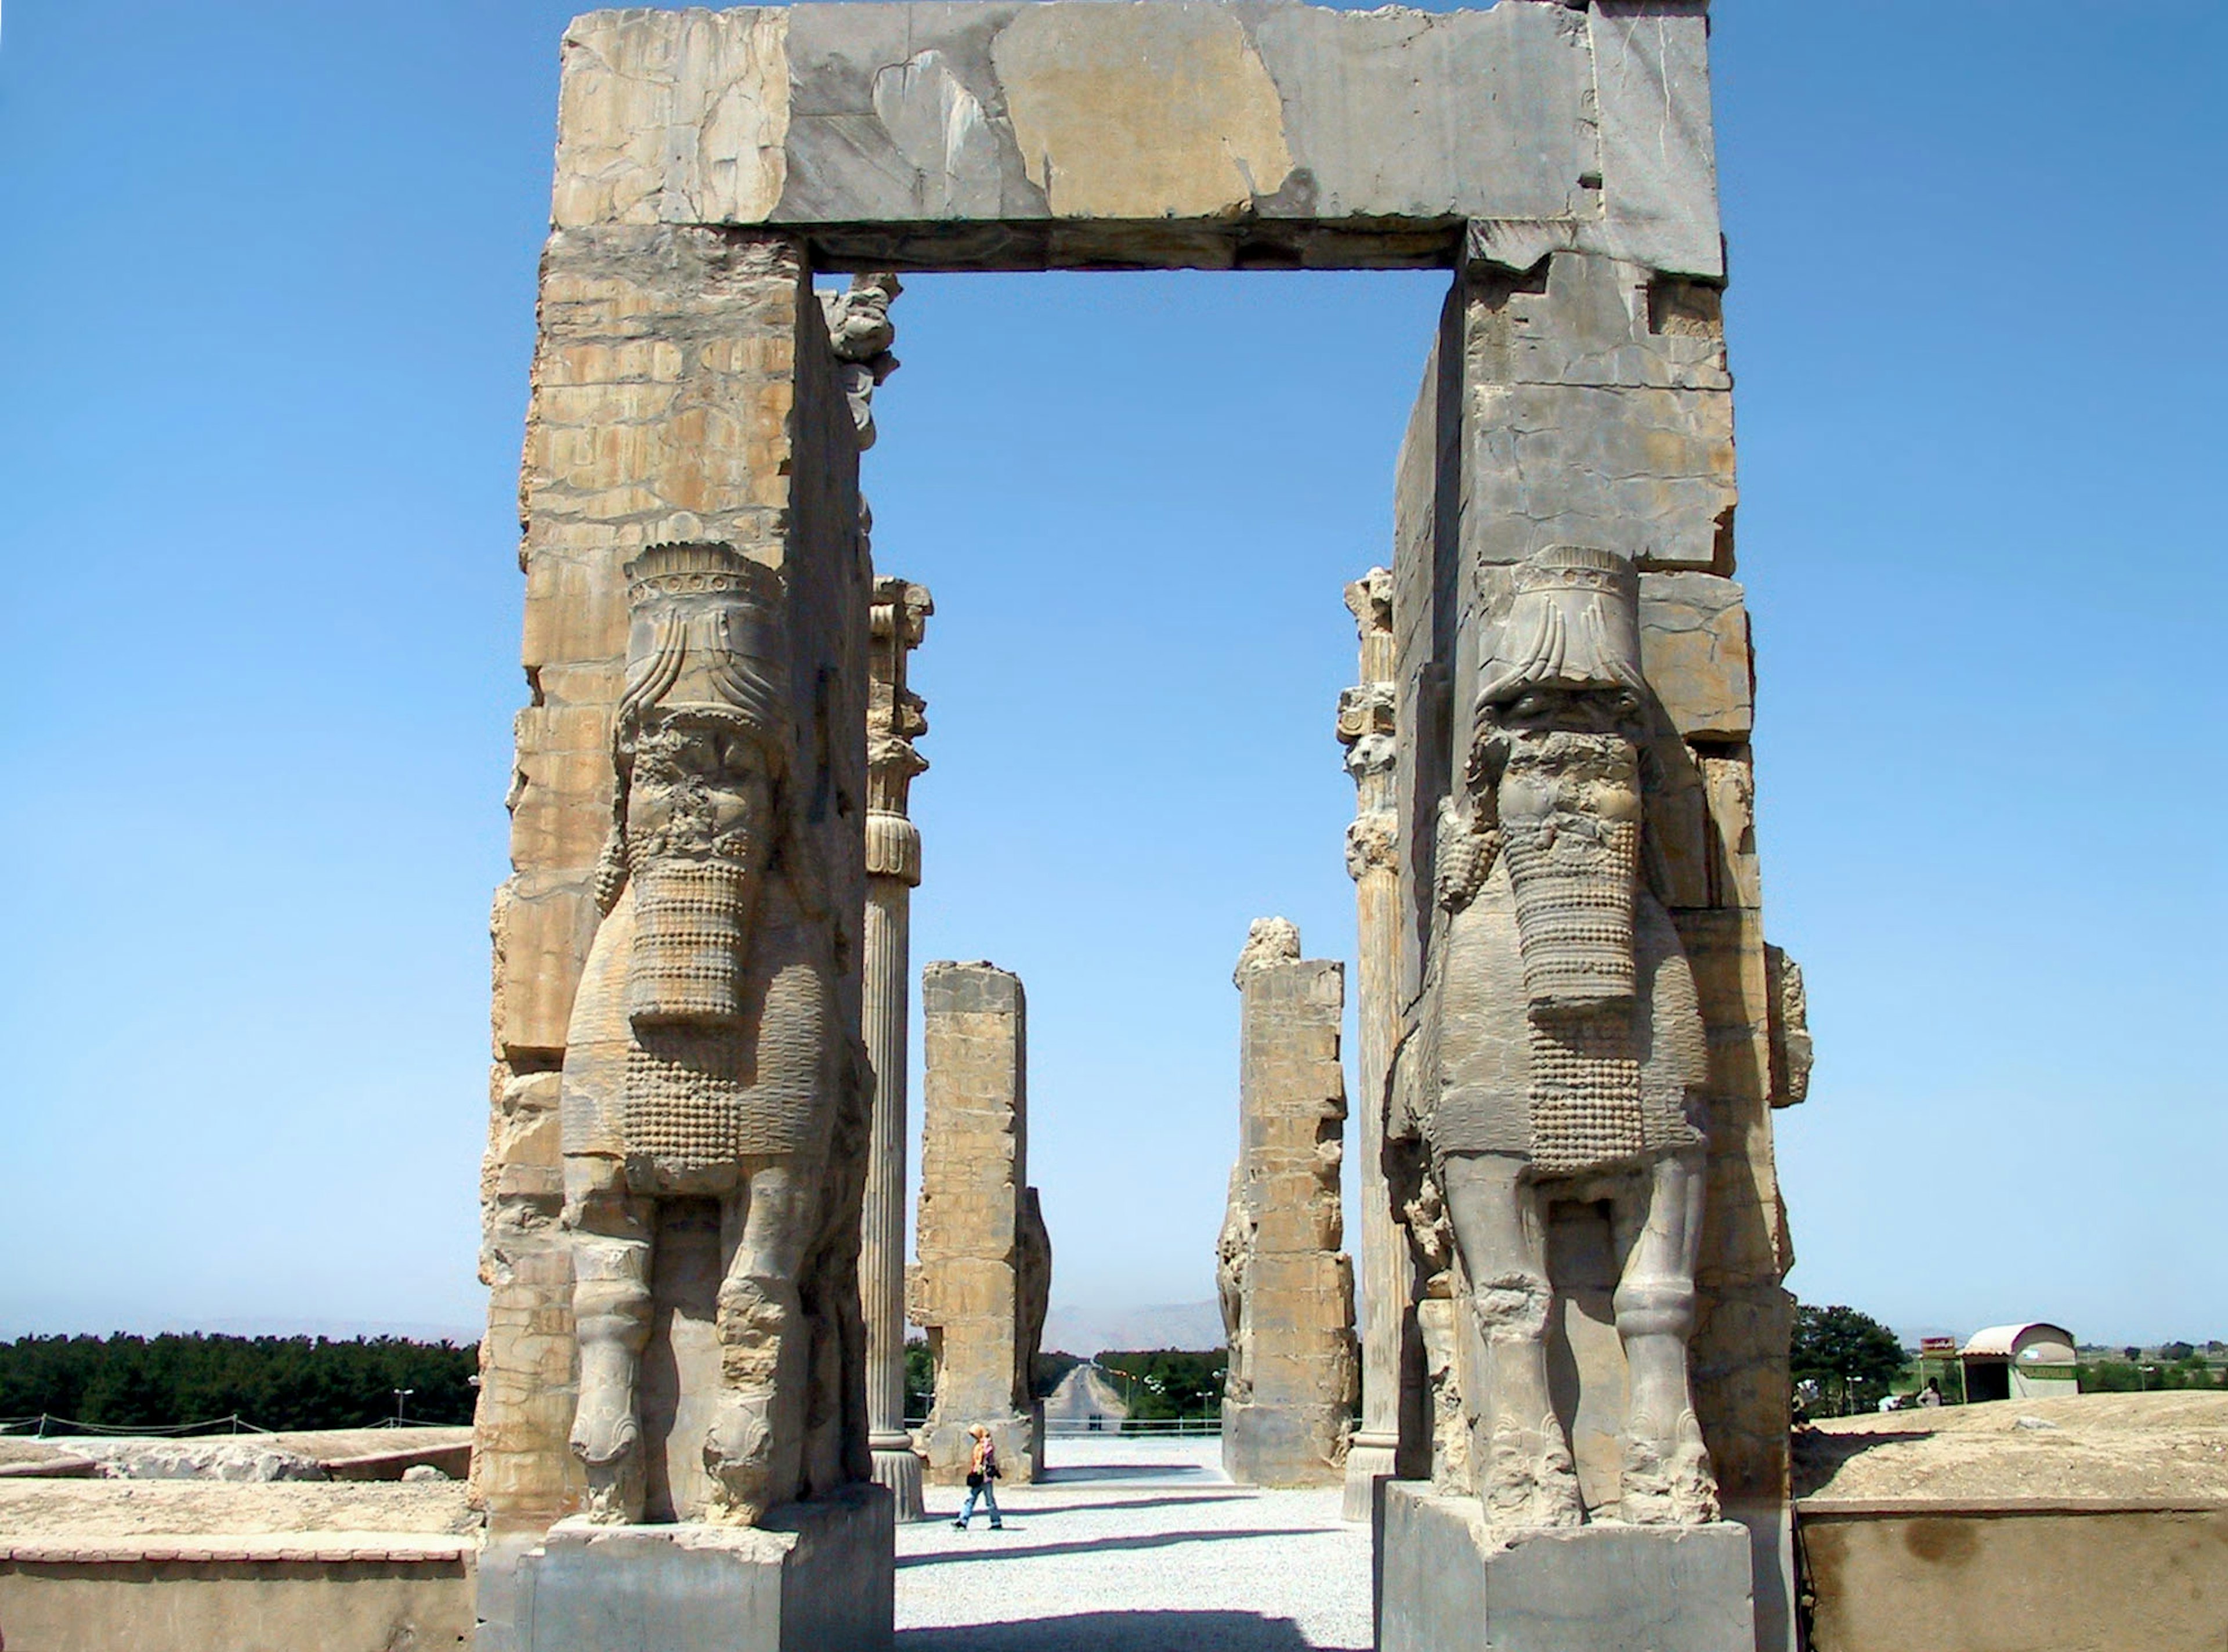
[1405,544,1715,1529]
[560,542,863,1526]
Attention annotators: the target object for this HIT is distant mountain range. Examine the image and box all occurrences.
[1040,1300,1225,1355]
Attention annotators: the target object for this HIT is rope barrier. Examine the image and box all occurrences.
[0,1413,276,1438]
[0,1413,458,1438]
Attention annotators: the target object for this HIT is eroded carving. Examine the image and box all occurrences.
[559,541,863,1527]
[1399,544,1719,1530]
[821,274,902,450]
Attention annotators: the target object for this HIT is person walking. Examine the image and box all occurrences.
[953,1424,1003,1530]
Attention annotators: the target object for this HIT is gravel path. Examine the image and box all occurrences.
[897,1437,1371,1651]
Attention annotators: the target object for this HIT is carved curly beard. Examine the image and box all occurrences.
[618,746,772,1030]
[1498,801,1640,1010]
[623,794,769,1032]
[625,856,757,1031]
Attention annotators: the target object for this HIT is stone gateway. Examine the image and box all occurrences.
[470,5,1802,1648]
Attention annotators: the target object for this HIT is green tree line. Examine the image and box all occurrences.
[0,1335,478,1432]
[1094,1349,1227,1425]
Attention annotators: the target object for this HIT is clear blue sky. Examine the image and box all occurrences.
[1,3,2220,1350]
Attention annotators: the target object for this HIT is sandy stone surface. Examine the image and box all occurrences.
[1796,1391,2228,1502]
[0,1426,468,1473]
[898,1436,1370,1651]
[0,1479,477,1539]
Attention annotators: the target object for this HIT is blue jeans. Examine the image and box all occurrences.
[957,1479,1001,1527]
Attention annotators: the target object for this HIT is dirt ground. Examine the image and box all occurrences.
[0,1428,478,1536]
[1795,1390,2228,1501]
[0,1479,478,1538]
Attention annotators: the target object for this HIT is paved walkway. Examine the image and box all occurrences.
[896,1436,1372,1651]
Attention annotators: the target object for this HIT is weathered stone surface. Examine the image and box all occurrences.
[1642,573,1753,742]
[1220,921,1357,1489]
[1462,252,1735,579]
[1765,944,1812,1109]
[545,3,1723,276]
[71,1443,327,1484]
[1376,1483,1753,1652]
[518,1485,893,1652]
[909,962,1050,1484]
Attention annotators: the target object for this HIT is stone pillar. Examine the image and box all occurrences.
[472,220,884,1649]
[1335,568,1413,1521]
[908,963,1052,1485]
[861,576,932,1520]
[1218,920,1359,1488]
[1380,238,1813,1650]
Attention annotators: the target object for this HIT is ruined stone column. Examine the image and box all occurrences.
[1334,569,1413,1521]
[909,963,1052,1484]
[1218,920,1359,1488]
[862,576,932,1520]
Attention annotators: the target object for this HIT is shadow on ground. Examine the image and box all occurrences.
[900,1527,1324,1568]
[899,1610,1353,1651]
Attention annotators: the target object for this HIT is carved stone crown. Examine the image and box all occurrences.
[1478,544,1645,708]
[618,542,787,755]
[625,541,783,609]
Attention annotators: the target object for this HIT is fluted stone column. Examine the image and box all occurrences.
[863,575,932,1519]
[1336,567,1413,1520]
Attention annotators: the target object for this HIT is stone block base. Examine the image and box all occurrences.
[517,1483,892,1652]
[1222,1400,1347,1488]
[1376,1481,1751,1651]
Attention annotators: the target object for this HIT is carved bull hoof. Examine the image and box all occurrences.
[570,1408,644,1524]
[703,1395,777,1525]
[1481,1416,1584,1530]
[1618,1408,1717,1526]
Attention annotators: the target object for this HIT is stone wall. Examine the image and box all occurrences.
[1797,1499,2228,1652]
[1219,921,1358,1488]
[907,962,1050,1484]
[0,1538,472,1652]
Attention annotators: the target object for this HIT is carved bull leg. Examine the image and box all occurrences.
[1439,1152,1582,1528]
[704,1156,819,1523]
[1611,1145,1717,1524]
[567,1192,655,1523]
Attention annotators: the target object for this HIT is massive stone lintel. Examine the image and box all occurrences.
[1220,920,1358,1489]
[908,962,1051,1484]
[549,3,1721,276]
